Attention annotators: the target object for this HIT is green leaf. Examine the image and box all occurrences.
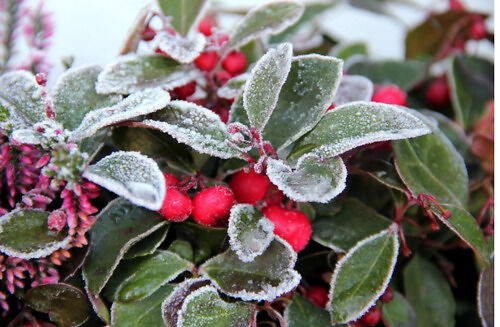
[333,75,373,106]
[217,73,248,100]
[243,42,292,130]
[168,240,194,262]
[290,102,430,160]
[403,254,455,327]
[405,11,469,59]
[78,129,109,163]
[200,238,301,301]
[0,209,71,259]
[111,284,174,327]
[0,70,46,125]
[382,291,417,327]
[178,285,255,327]
[229,0,305,49]
[331,42,368,61]
[447,54,494,129]
[228,204,275,262]
[263,54,343,151]
[328,225,399,323]
[157,0,208,36]
[70,87,171,141]
[97,54,197,95]
[478,258,494,327]
[116,250,194,302]
[86,288,111,324]
[124,224,170,259]
[228,96,251,127]
[284,294,331,327]
[142,100,243,159]
[312,198,392,252]
[154,31,206,64]
[348,60,427,91]
[266,155,347,203]
[175,222,228,265]
[83,151,166,211]
[0,102,9,122]
[83,198,167,293]
[53,64,122,131]
[25,283,91,327]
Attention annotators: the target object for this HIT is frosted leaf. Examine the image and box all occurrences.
[157,0,209,36]
[263,54,343,152]
[83,151,166,210]
[284,293,331,327]
[217,73,249,100]
[228,96,251,127]
[290,101,432,160]
[11,128,41,145]
[70,87,171,141]
[243,43,292,130]
[154,31,206,64]
[0,70,46,125]
[53,64,122,131]
[328,225,399,324]
[178,285,255,327]
[200,237,301,302]
[96,54,198,94]
[478,259,494,327]
[229,1,305,49]
[0,209,71,259]
[333,75,373,106]
[162,278,211,327]
[228,204,275,262]
[267,155,347,203]
[142,100,243,159]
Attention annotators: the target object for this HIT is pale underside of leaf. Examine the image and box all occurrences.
[333,75,373,106]
[243,42,293,130]
[11,128,41,145]
[157,0,209,36]
[83,151,166,211]
[228,204,275,262]
[266,155,347,203]
[154,31,206,64]
[217,73,249,100]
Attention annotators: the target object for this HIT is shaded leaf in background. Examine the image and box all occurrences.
[284,293,331,327]
[175,222,227,265]
[331,42,368,61]
[124,224,170,259]
[477,258,494,327]
[382,291,417,327]
[333,75,373,106]
[157,0,208,36]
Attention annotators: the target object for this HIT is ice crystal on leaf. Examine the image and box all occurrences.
[217,73,248,100]
[154,31,206,64]
[333,75,374,106]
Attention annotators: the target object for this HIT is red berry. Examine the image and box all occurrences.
[262,205,312,252]
[372,85,407,106]
[306,286,329,308]
[349,321,367,327]
[159,188,192,222]
[361,306,382,326]
[173,81,197,99]
[194,51,218,71]
[35,73,47,86]
[215,107,229,123]
[222,51,247,76]
[163,172,180,187]
[198,19,213,36]
[449,0,464,10]
[265,184,284,206]
[426,77,450,108]
[192,186,235,226]
[215,70,232,86]
[469,18,487,40]
[229,169,270,205]
[141,26,156,41]
[379,286,394,303]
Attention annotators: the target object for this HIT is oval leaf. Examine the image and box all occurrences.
[116,250,194,302]
[403,254,455,327]
[178,285,255,327]
[86,288,111,324]
[124,224,170,259]
[200,238,301,301]
[291,102,431,160]
[229,0,305,49]
[83,151,166,211]
[154,31,206,64]
[0,209,71,259]
[228,204,275,262]
[96,54,198,94]
[53,64,123,130]
[263,54,343,151]
[382,291,417,327]
[267,155,347,203]
[157,0,208,36]
[83,198,167,293]
[142,100,242,159]
[217,73,248,100]
[243,42,292,130]
[70,87,171,141]
[284,294,331,327]
[333,75,373,106]
[328,225,399,324]
[25,283,91,327]
[478,258,494,327]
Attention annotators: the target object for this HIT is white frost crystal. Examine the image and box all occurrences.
[333,75,374,106]
[154,31,206,64]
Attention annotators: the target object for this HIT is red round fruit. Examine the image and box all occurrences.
[426,77,450,108]
[306,286,329,308]
[192,185,235,226]
[372,85,407,106]
[173,81,197,99]
[35,73,47,86]
[163,172,180,187]
[198,19,213,36]
[222,51,247,76]
[262,205,312,252]
[449,0,464,10]
[469,18,487,40]
[229,169,271,205]
[379,286,394,303]
[159,188,193,222]
[361,306,382,326]
[194,51,218,71]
